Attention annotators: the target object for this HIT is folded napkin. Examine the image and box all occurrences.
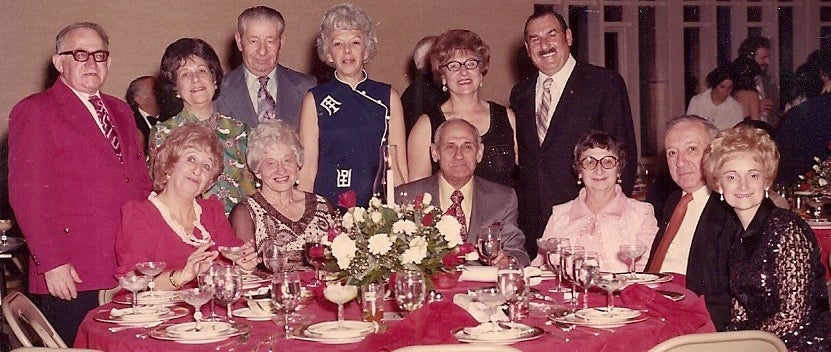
[358,301,478,351]
[108,307,134,317]
[459,266,542,284]
[452,294,509,323]
[620,283,716,334]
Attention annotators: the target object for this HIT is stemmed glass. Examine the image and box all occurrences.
[323,282,358,329]
[135,262,166,297]
[596,273,627,315]
[261,239,289,273]
[560,245,585,307]
[197,262,222,322]
[0,219,12,246]
[477,227,501,266]
[118,274,151,313]
[219,246,244,267]
[496,264,525,322]
[806,195,830,219]
[214,265,242,323]
[304,241,326,288]
[470,287,506,332]
[272,270,304,338]
[180,288,214,332]
[574,251,600,309]
[546,237,571,293]
[393,269,427,316]
[619,244,648,279]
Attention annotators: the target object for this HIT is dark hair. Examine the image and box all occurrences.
[430,29,490,81]
[238,6,285,36]
[738,36,771,60]
[524,8,568,39]
[705,66,733,89]
[157,38,223,118]
[734,118,775,138]
[571,131,627,174]
[125,76,154,110]
[731,57,762,92]
[152,123,224,193]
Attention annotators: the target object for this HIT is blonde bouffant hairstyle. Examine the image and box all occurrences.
[702,124,779,192]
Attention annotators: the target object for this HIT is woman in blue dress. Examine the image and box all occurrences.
[298,3,408,208]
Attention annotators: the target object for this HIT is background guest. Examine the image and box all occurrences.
[401,35,447,137]
[731,57,763,121]
[231,121,338,270]
[298,3,408,207]
[738,36,778,126]
[117,123,257,290]
[408,29,518,187]
[686,66,744,131]
[532,131,657,272]
[125,75,161,152]
[703,125,830,351]
[150,37,256,213]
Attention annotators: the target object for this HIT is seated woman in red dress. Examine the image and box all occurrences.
[116,123,257,289]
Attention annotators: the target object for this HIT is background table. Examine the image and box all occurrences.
[810,226,831,280]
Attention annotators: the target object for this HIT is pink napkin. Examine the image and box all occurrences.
[358,301,479,351]
[621,283,716,334]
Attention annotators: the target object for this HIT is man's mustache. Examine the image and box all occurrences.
[537,48,557,57]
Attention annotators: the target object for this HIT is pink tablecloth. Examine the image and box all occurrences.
[812,227,831,280]
[75,272,715,352]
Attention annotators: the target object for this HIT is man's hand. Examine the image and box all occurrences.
[492,251,515,268]
[44,263,82,300]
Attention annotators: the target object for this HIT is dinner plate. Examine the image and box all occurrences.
[453,325,544,345]
[165,321,233,339]
[305,321,375,339]
[617,272,673,287]
[462,322,535,341]
[113,290,182,306]
[110,306,170,322]
[551,312,648,328]
[233,308,275,321]
[149,322,250,344]
[93,306,188,325]
[290,330,365,344]
[575,307,640,323]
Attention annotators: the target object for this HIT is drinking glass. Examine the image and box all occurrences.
[135,261,166,296]
[477,227,501,266]
[0,219,12,245]
[304,241,326,288]
[118,274,151,313]
[323,282,358,329]
[596,273,627,314]
[393,269,427,315]
[546,237,570,293]
[272,270,304,336]
[180,288,213,332]
[496,264,525,322]
[273,312,314,339]
[806,195,830,219]
[619,244,648,279]
[360,282,385,324]
[219,246,244,266]
[574,251,600,309]
[261,239,289,273]
[197,262,222,321]
[470,287,506,332]
[560,245,585,306]
[214,265,243,322]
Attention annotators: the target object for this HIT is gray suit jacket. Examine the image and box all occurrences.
[395,174,530,266]
[215,64,316,129]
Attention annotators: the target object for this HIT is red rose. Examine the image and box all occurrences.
[422,212,434,226]
[415,194,424,205]
[458,243,474,255]
[798,182,810,191]
[337,190,357,209]
[309,246,325,258]
[442,252,462,267]
[327,226,339,242]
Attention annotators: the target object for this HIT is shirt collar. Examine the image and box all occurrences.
[244,67,277,89]
[568,184,627,221]
[537,54,576,85]
[62,77,100,102]
[438,174,473,204]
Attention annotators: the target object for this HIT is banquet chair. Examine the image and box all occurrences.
[394,345,521,352]
[2,291,67,348]
[98,286,120,305]
[647,330,787,352]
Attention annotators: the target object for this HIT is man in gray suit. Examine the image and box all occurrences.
[396,119,530,267]
[215,6,316,129]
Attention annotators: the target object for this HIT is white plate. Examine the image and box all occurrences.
[807,219,831,229]
[453,325,544,345]
[114,291,181,306]
[111,306,170,322]
[575,307,640,323]
[165,321,233,339]
[552,312,648,328]
[149,322,250,344]
[291,333,365,344]
[233,308,275,321]
[462,322,533,341]
[305,321,375,339]
[93,306,188,325]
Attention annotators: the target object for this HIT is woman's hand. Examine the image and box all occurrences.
[233,240,260,273]
[179,242,219,285]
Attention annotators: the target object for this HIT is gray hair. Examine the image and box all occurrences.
[56,22,109,52]
[413,36,438,71]
[665,115,719,139]
[125,76,154,109]
[238,6,286,36]
[247,120,304,173]
[316,3,378,64]
[433,119,483,146]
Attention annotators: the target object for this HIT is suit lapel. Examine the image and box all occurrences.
[227,67,257,120]
[541,65,584,147]
[53,82,118,159]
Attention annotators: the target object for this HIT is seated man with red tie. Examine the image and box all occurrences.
[644,115,740,331]
[396,119,530,267]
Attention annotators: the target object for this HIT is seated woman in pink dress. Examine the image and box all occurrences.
[116,123,258,289]
[531,131,658,272]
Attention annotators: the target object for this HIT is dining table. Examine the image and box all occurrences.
[808,221,831,280]
[75,270,715,352]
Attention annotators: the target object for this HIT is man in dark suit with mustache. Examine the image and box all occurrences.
[510,8,637,259]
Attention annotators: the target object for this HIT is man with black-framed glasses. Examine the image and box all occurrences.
[8,22,151,344]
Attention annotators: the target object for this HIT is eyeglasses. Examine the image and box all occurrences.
[442,59,480,72]
[58,50,110,63]
[579,156,619,170]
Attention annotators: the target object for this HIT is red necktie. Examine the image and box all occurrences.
[445,190,468,241]
[89,95,122,160]
[646,193,693,273]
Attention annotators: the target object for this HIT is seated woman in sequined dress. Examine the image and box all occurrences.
[702,124,831,351]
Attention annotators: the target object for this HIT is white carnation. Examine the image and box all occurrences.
[400,236,428,264]
[331,234,357,269]
[371,211,383,223]
[424,205,435,214]
[342,213,354,228]
[368,233,393,255]
[421,193,432,205]
[820,178,828,187]
[392,220,418,235]
[370,197,382,208]
[436,215,463,247]
[352,207,366,223]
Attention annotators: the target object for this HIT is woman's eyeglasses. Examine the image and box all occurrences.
[579,156,618,170]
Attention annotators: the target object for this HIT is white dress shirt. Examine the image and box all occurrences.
[661,186,710,274]
[438,175,473,230]
[244,67,277,114]
[535,55,576,124]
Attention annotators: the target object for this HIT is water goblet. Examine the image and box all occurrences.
[596,273,627,315]
[273,312,314,339]
[261,239,289,273]
[394,269,427,316]
[546,237,570,293]
[470,287,506,332]
[496,264,525,322]
[273,270,304,336]
[574,251,600,309]
[180,288,213,332]
[0,219,12,245]
[219,246,244,267]
[135,262,166,297]
[197,262,222,321]
[560,245,585,307]
[477,227,501,266]
[214,265,243,322]
[619,244,648,279]
[323,282,358,329]
[304,241,326,288]
[118,274,151,313]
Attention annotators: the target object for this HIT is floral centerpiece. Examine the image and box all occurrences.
[323,192,477,287]
[795,156,831,194]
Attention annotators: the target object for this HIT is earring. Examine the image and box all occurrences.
[165,173,171,180]
[765,188,769,198]
[577,176,582,185]
[175,92,181,99]
[442,83,447,92]
[616,175,622,184]
[294,179,300,186]
[720,193,724,202]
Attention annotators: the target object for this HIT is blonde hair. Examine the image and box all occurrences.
[152,123,224,192]
[702,124,779,192]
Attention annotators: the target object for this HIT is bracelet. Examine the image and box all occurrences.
[168,270,182,289]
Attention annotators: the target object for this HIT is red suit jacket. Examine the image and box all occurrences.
[8,79,152,294]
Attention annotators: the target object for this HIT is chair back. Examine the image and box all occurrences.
[98,286,121,305]
[647,330,787,352]
[2,291,67,348]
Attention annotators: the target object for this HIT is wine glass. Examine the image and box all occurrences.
[619,244,648,279]
[806,195,830,219]
[272,270,304,337]
[180,288,214,332]
[546,237,570,293]
[393,269,427,316]
[323,282,358,329]
[118,274,151,313]
[261,239,289,273]
[197,262,222,321]
[477,227,501,266]
[219,246,244,267]
[574,251,600,309]
[496,264,525,322]
[560,245,585,307]
[135,262,166,297]
[596,273,627,315]
[0,219,12,245]
[304,241,326,288]
[470,287,506,332]
[214,265,243,323]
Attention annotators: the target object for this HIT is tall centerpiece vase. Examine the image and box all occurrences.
[372,144,398,206]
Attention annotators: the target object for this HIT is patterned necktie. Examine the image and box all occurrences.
[257,76,277,122]
[646,193,694,273]
[445,190,468,241]
[536,78,553,144]
[89,95,122,160]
